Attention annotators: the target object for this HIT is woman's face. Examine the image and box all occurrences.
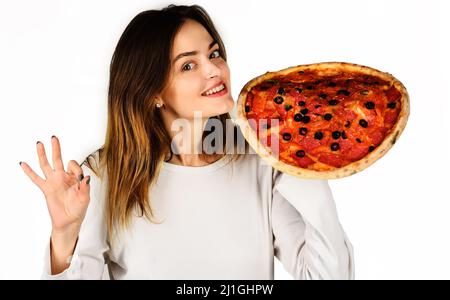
[158,19,234,120]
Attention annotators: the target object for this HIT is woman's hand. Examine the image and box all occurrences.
[20,136,92,274]
[20,136,91,232]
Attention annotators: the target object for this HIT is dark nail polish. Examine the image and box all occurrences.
[19,161,22,166]
[78,174,84,182]
[36,141,41,145]
[52,135,56,139]
[86,177,90,185]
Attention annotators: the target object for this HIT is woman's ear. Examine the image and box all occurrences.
[154,96,165,108]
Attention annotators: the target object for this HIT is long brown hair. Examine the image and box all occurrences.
[82,4,246,243]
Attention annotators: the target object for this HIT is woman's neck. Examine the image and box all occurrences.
[166,153,224,167]
[161,110,224,167]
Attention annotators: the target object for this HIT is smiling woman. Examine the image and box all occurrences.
[20,4,354,280]
[87,4,245,248]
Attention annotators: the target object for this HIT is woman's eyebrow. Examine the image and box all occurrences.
[173,40,217,63]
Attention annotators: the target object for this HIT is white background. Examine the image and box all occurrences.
[1,0,449,279]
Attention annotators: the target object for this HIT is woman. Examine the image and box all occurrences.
[19,4,354,279]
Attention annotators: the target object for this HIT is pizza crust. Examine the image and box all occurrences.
[235,62,410,179]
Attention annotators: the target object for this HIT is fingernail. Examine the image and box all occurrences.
[78,174,84,182]
[36,141,41,145]
[19,161,22,166]
[51,135,56,139]
[86,177,90,185]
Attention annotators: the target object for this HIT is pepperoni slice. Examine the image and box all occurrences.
[384,109,400,126]
[299,136,322,152]
[338,139,354,155]
[385,85,402,102]
[367,127,388,146]
[345,144,369,161]
[317,152,347,168]
[291,152,315,168]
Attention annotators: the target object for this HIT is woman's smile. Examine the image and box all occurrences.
[201,83,228,98]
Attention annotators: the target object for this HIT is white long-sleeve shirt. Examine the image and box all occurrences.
[41,151,355,280]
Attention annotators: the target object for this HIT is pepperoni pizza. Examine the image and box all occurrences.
[236,62,409,179]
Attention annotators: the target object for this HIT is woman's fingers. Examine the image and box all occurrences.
[36,141,53,177]
[67,160,84,183]
[51,136,65,171]
[20,161,46,191]
[78,175,91,201]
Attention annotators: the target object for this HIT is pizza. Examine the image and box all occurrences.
[235,62,409,179]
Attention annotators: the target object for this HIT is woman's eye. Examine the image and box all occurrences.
[182,62,195,72]
[210,49,220,59]
[181,50,220,72]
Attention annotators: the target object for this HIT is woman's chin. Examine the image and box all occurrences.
[223,97,235,112]
[204,96,234,116]
[219,98,235,115]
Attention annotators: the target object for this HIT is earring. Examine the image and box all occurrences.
[156,102,163,108]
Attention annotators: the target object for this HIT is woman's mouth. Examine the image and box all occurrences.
[201,83,228,97]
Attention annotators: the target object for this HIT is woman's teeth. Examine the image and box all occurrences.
[202,84,225,96]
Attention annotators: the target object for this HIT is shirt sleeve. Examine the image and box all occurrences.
[41,163,110,280]
[271,169,355,280]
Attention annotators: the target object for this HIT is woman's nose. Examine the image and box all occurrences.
[203,58,221,79]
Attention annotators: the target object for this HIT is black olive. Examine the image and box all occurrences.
[296,150,306,158]
[328,99,339,106]
[306,85,314,90]
[299,127,308,136]
[274,96,284,104]
[328,82,336,87]
[245,105,251,112]
[294,113,303,122]
[369,145,375,152]
[344,120,351,128]
[332,131,341,139]
[277,87,285,95]
[359,119,368,128]
[364,101,375,109]
[330,142,340,151]
[387,102,396,109]
[341,131,348,139]
[285,104,293,111]
[282,133,292,141]
[315,104,322,109]
[314,80,322,85]
[324,113,332,121]
[356,138,362,143]
[301,115,311,123]
[300,108,309,115]
[337,89,350,96]
[298,100,306,106]
[295,88,303,93]
[319,93,327,99]
[298,71,305,74]
[314,131,324,140]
